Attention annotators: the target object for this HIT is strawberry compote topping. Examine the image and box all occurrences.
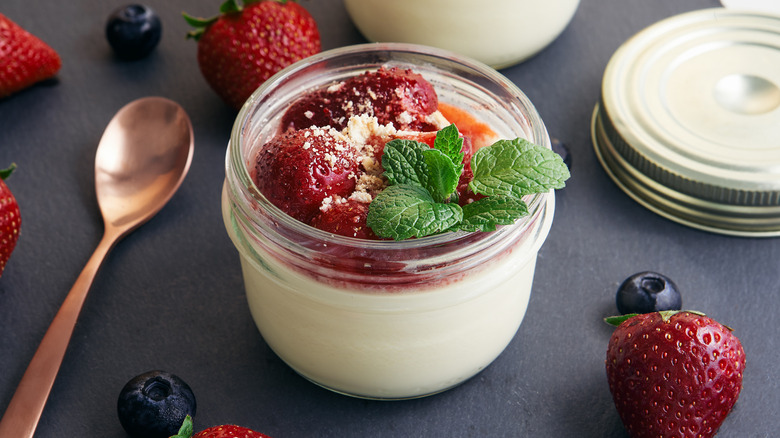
[281,67,442,131]
[254,127,360,223]
[252,67,498,239]
[310,198,378,240]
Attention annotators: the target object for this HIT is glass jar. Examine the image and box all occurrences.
[222,43,556,399]
[343,0,580,69]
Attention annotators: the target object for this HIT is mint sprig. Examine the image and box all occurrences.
[459,195,529,232]
[469,137,569,198]
[367,125,570,240]
[434,123,465,168]
[382,138,460,203]
[366,185,463,240]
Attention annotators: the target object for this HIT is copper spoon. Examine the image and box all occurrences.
[0,97,194,438]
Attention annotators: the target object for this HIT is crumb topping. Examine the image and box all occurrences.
[310,114,414,211]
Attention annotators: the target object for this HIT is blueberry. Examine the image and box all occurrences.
[616,271,682,314]
[106,4,162,60]
[117,370,196,438]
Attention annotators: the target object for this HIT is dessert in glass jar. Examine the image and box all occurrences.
[222,43,567,399]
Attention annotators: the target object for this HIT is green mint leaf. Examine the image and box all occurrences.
[367,184,463,240]
[382,139,460,203]
[381,139,430,187]
[459,195,529,232]
[469,138,570,198]
[422,148,460,203]
[434,124,464,165]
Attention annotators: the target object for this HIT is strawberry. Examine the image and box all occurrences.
[253,127,359,223]
[172,415,271,438]
[0,164,21,277]
[193,424,271,438]
[184,0,320,110]
[0,13,61,98]
[310,198,377,239]
[605,311,745,438]
[281,67,439,132]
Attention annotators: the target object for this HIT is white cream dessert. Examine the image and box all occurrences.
[223,194,551,398]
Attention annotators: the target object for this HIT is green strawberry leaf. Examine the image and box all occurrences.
[170,414,195,438]
[459,195,529,232]
[183,0,251,40]
[469,138,570,198]
[604,314,639,327]
[367,184,463,240]
[604,310,708,327]
[0,163,17,181]
[219,0,242,14]
[182,12,217,40]
[181,14,215,28]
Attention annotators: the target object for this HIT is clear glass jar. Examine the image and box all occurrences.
[222,43,556,399]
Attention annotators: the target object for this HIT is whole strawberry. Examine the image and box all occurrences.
[0,164,21,277]
[172,415,272,438]
[184,0,320,110]
[193,425,272,438]
[0,13,61,98]
[605,311,745,438]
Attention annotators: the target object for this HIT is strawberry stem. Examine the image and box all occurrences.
[604,310,708,327]
[604,314,638,327]
[183,0,297,40]
[170,415,194,438]
[0,163,17,180]
[219,0,242,14]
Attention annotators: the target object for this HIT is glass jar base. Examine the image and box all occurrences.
[291,364,484,401]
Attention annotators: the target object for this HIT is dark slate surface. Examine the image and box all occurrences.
[2,0,775,437]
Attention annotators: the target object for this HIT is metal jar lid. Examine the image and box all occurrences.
[592,8,780,237]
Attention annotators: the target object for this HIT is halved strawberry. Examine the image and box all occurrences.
[0,13,61,98]
[253,127,360,223]
[311,198,377,239]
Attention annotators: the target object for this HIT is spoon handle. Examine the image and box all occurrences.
[0,232,118,438]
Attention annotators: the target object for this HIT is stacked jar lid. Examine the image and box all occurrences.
[592,8,780,236]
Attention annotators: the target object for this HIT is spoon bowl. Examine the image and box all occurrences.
[96,97,193,230]
[0,97,193,438]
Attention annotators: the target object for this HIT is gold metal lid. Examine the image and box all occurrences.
[592,8,780,237]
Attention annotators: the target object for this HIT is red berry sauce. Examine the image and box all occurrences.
[281,67,440,132]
